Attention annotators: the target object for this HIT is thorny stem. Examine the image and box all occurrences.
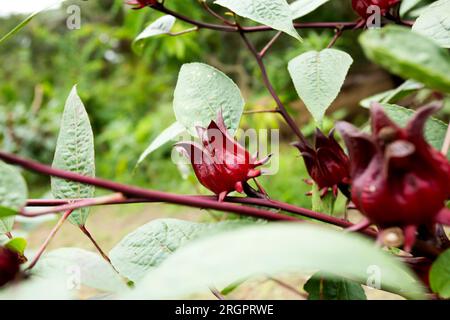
[26,209,73,270]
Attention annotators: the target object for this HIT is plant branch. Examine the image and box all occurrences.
[259,31,282,58]
[201,1,235,27]
[79,225,119,274]
[0,151,300,222]
[238,31,307,144]
[26,209,73,270]
[243,109,279,115]
[326,26,343,48]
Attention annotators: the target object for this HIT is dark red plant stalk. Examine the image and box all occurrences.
[175,111,271,202]
[293,129,350,197]
[352,0,400,19]
[336,103,450,251]
[126,0,158,9]
[0,246,21,287]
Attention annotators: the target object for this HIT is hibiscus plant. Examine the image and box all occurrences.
[0,0,449,300]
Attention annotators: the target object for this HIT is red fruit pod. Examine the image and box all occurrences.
[0,246,20,287]
[352,0,400,19]
[336,103,450,251]
[293,128,350,197]
[175,111,270,202]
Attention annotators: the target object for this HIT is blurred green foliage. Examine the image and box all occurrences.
[0,0,358,207]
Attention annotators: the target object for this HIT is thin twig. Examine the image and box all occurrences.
[267,276,307,299]
[259,31,282,58]
[326,26,343,48]
[168,27,198,36]
[243,109,279,115]
[238,31,307,144]
[26,209,73,270]
[79,225,120,274]
[201,1,235,26]
[209,286,226,300]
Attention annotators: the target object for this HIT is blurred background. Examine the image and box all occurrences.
[0,1,445,288]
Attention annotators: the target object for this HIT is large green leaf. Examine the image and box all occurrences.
[173,63,244,136]
[288,49,353,123]
[429,248,450,298]
[32,248,128,293]
[133,15,176,53]
[0,275,73,300]
[290,0,331,19]
[127,223,425,299]
[110,219,249,282]
[51,86,95,226]
[359,26,450,93]
[0,161,28,233]
[379,103,449,159]
[136,121,185,166]
[304,271,367,300]
[412,0,450,48]
[214,0,301,40]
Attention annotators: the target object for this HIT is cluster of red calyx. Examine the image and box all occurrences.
[175,111,271,202]
[352,0,400,19]
[336,103,450,251]
[293,129,350,197]
[126,0,159,9]
[0,246,21,288]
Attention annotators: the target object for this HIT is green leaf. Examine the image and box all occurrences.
[290,0,331,19]
[32,248,128,293]
[0,1,65,45]
[430,248,450,298]
[51,86,95,226]
[5,237,27,255]
[288,49,353,123]
[127,223,425,299]
[0,161,28,233]
[379,103,449,159]
[136,121,185,166]
[304,271,367,300]
[0,206,17,218]
[173,63,245,136]
[412,0,450,48]
[400,0,424,17]
[214,0,301,40]
[360,80,423,108]
[110,219,248,282]
[132,15,176,53]
[359,26,450,92]
[0,275,73,300]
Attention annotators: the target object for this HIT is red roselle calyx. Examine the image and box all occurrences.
[336,103,450,251]
[0,246,20,287]
[126,0,159,9]
[293,129,350,197]
[351,0,400,19]
[175,111,271,202]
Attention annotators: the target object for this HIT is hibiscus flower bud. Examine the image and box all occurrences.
[352,0,400,19]
[0,246,20,287]
[126,0,159,9]
[175,111,271,202]
[336,103,450,251]
[293,129,350,197]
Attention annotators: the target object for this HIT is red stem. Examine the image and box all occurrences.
[0,151,299,222]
